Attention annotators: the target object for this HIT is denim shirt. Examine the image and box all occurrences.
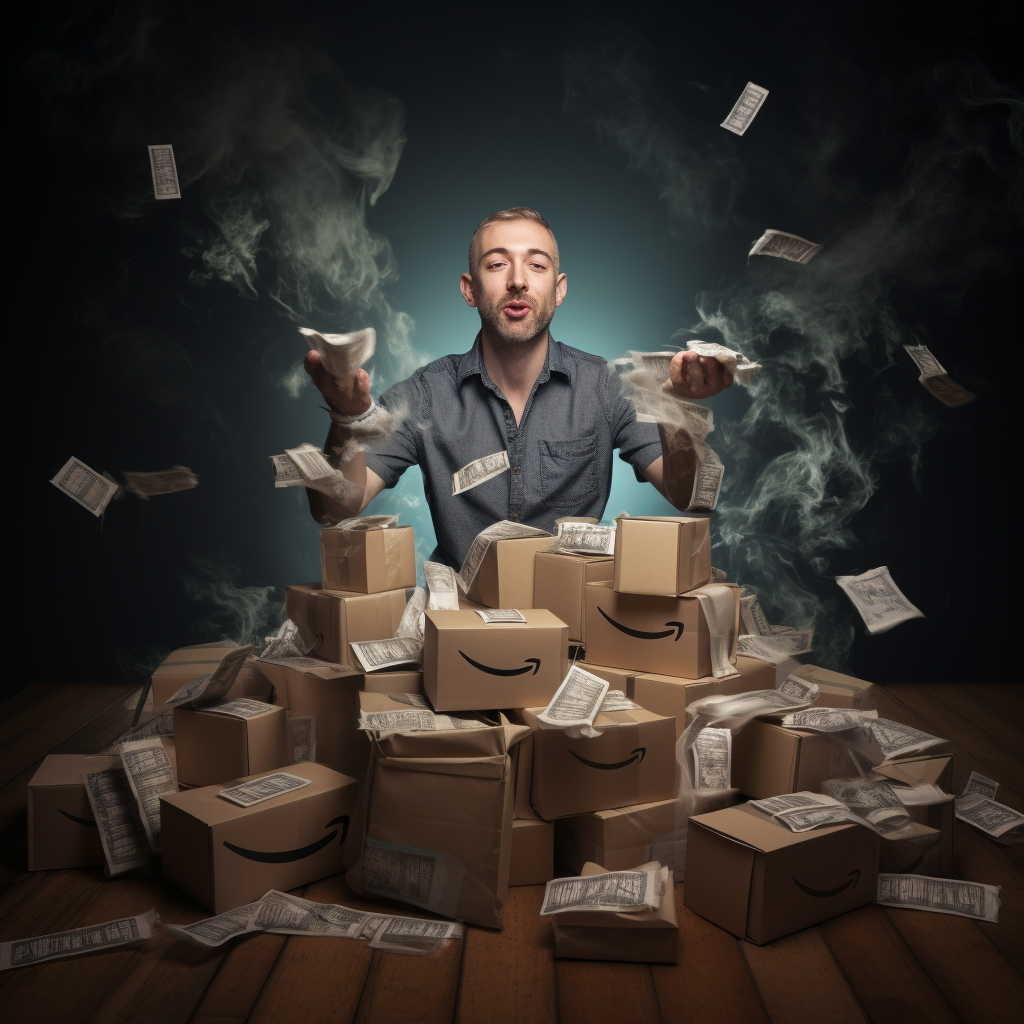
[364,334,662,568]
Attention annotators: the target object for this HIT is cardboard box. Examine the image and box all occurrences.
[556,797,677,874]
[285,583,408,666]
[878,822,943,874]
[424,609,568,712]
[466,536,555,608]
[632,657,773,738]
[512,732,539,819]
[875,754,955,877]
[517,707,676,820]
[576,663,635,694]
[360,669,424,695]
[584,581,739,679]
[321,524,416,594]
[730,718,840,799]
[174,701,291,788]
[685,804,879,944]
[510,818,555,886]
[161,762,358,913]
[789,663,875,710]
[27,754,121,870]
[551,861,679,963]
[259,659,368,779]
[614,516,712,596]
[534,552,614,643]
[150,642,270,712]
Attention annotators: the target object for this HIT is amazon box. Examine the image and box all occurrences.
[161,762,358,914]
[517,707,676,820]
[534,552,614,643]
[260,658,368,779]
[510,818,555,886]
[576,663,635,695]
[285,583,408,666]
[730,718,840,800]
[788,664,876,710]
[360,669,424,695]
[555,797,677,874]
[321,524,416,594]
[424,609,568,712]
[614,516,712,596]
[551,861,679,964]
[174,701,291,788]
[466,536,554,608]
[584,581,740,679]
[684,804,878,945]
[512,731,539,820]
[27,754,121,870]
[150,642,271,712]
[632,657,774,738]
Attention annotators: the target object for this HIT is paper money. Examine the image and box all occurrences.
[475,608,527,624]
[876,873,1000,923]
[750,792,843,816]
[290,714,316,761]
[330,514,401,532]
[777,674,820,702]
[868,718,945,760]
[218,773,313,807]
[955,792,1024,841]
[904,344,976,408]
[285,443,336,482]
[540,867,665,915]
[458,521,552,592]
[904,344,946,378]
[358,709,487,735]
[122,466,198,499]
[688,688,815,723]
[202,698,276,719]
[537,665,610,738]
[81,767,151,874]
[1,909,160,971]
[740,594,773,637]
[836,566,924,634]
[781,708,871,733]
[361,840,441,908]
[148,144,180,199]
[367,916,464,956]
[350,637,423,672]
[165,645,253,707]
[261,619,312,660]
[271,453,305,487]
[823,778,917,838]
[738,629,814,664]
[398,587,427,641]
[749,229,822,264]
[452,451,511,496]
[107,711,173,749]
[299,326,376,378]
[692,727,732,790]
[387,693,430,707]
[118,738,176,851]
[963,771,999,800]
[550,521,616,556]
[774,804,851,831]
[424,561,459,609]
[686,341,761,386]
[720,81,769,135]
[166,901,264,947]
[50,456,120,517]
[893,782,951,806]
[600,690,640,712]
[690,439,724,511]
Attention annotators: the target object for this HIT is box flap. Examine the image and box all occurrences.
[691,804,856,852]
[29,754,121,788]
[876,755,954,788]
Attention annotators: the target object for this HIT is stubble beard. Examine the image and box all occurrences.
[478,291,557,346]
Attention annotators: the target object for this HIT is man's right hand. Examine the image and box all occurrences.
[304,350,373,417]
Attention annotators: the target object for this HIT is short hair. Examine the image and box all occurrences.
[468,207,559,274]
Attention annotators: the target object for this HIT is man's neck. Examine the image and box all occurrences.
[479,327,550,423]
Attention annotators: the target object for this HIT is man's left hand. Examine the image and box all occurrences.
[667,351,734,400]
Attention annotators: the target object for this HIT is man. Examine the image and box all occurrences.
[304,207,733,567]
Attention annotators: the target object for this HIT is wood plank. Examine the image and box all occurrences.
[741,926,871,1024]
[651,886,769,1024]
[818,903,960,1024]
[188,934,286,1022]
[455,885,557,1024]
[955,683,1024,724]
[556,961,662,1024]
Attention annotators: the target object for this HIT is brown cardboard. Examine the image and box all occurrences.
[150,642,271,712]
[789,663,876,710]
[424,609,568,712]
[517,707,676,820]
[174,702,291,788]
[512,732,539,820]
[161,762,358,914]
[466,536,555,608]
[533,552,614,643]
[321,525,416,594]
[875,754,955,877]
[510,818,555,886]
[730,718,839,799]
[614,516,712,596]
[27,754,121,870]
[552,861,679,963]
[260,659,368,779]
[878,822,943,873]
[632,664,762,738]
[584,581,740,678]
[555,797,677,874]
[684,804,878,944]
[360,669,424,695]
[285,583,408,666]
[576,663,635,694]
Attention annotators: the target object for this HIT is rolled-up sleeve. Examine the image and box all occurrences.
[605,368,662,482]
[363,377,423,488]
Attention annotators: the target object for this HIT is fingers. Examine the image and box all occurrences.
[667,352,734,399]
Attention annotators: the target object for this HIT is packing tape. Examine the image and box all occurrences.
[384,528,404,589]
[691,584,738,678]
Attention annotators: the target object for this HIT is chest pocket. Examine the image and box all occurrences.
[539,433,598,511]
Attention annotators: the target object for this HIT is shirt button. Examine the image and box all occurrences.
[512,467,521,476]
[510,514,519,522]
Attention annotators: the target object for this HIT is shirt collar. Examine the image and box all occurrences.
[455,332,572,388]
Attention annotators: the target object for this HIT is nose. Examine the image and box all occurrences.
[507,258,528,293]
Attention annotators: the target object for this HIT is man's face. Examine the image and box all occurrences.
[460,219,567,345]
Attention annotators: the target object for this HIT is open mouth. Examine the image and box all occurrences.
[503,302,531,320]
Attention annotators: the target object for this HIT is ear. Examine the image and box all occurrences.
[554,272,568,307]
[460,272,478,307]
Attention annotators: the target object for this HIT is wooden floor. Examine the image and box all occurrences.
[0,681,1021,1024]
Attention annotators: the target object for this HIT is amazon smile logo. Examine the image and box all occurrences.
[569,747,646,771]
[793,869,861,899]
[459,651,541,676]
[59,809,97,827]
[223,815,349,863]
[597,607,684,642]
